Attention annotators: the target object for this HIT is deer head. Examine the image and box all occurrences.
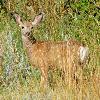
[13,12,44,36]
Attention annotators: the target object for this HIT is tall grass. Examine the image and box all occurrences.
[0,0,100,99]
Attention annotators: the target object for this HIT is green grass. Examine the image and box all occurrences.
[0,0,100,100]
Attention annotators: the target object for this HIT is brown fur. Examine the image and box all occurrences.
[22,36,82,86]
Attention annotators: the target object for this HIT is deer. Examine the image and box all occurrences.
[12,12,89,87]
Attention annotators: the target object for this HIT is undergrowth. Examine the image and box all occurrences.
[0,0,100,100]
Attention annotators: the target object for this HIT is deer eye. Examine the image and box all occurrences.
[31,27,33,29]
[22,26,24,29]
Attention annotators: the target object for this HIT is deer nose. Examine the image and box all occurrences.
[23,32,31,37]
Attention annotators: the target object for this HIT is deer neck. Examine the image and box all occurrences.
[21,34,36,61]
[22,33,36,48]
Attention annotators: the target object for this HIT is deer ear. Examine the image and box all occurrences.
[13,13,23,26]
[32,12,44,26]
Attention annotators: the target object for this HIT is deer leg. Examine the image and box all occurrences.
[64,57,75,86]
[40,66,48,88]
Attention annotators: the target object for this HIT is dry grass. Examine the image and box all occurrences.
[0,0,100,99]
[0,76,99,100]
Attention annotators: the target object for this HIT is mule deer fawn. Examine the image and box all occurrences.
[13,12,89,87]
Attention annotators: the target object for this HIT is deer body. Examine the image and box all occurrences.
[13,13,89,86]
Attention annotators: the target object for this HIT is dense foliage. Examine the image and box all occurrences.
[0,0,100,99]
